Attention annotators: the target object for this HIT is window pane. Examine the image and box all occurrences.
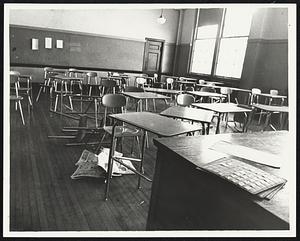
[197,24,218,39]
[223,8,253,37]
[191,39,216,74]
[216,38,248,78]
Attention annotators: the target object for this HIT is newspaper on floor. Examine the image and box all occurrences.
[97,148,136,176]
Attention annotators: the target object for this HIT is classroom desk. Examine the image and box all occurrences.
[105,112,203,200]
[252,104,289,131]
[144,87,182,95]
[192,103,252,134]
[160,106,214,135]
[147,131,290,230]
[122,91,170,112]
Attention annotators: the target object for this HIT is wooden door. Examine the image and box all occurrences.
[142,38,164,75]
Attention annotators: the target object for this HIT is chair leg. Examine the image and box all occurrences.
[54,95,59,112]
[68,96,74,111]
[36,86,43,102]
[105,126,117,201]
[18,100,25,125]
[153,99,156,112]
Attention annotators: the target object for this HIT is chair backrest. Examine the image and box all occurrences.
[198,79,206,85]
[102,94,126,126]
[166,78,174,90]
[100,78,117,95]
[68,68,79,77]
[250,88,261,104]
[270,89,279,96]
[124,86,144,92]
[176,94,195,107]
[251,88,261,95]
[220,87,233,95]
[10,71,21,96]
[200,86,216,93]
[166,78,174,84]
[136,77,147,84]
[102,94,126,108]
[43,67,54,79]
[86,72,98,85]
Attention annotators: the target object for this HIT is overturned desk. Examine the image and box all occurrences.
[147,131,290,230]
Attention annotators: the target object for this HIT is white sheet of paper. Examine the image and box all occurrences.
[209,140,281,168]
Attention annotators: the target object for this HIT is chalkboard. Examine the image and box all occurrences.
[10,25,145,71]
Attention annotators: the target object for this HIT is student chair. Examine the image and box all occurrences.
[36,67,55,102]
[199,86,216,103]
[258,89,282,125]
[10,71,25,125]
[86,72,100,96]
[220,87,233,103]
[136,77,148,88]
[249,88,261,105]
[166,78,174,90]
[68,68,83,93]
[176,94,195,107]
[98,94,145,200]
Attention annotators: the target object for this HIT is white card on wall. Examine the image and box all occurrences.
[31,38,39,50]
[45,37,52,49]
[56,40,63,49]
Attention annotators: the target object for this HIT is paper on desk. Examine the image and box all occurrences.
[209,141,281,168]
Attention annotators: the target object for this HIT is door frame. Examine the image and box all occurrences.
[142,37,165,77]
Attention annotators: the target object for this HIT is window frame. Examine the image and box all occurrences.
[189,8,251,80]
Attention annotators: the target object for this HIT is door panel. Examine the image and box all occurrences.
[143,38,164,74]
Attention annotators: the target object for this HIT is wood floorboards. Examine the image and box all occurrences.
[9,88,157,231]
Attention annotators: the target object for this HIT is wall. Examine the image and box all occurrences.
[9,8,180,82]
[240,8,288,95]
[174,9,197,76]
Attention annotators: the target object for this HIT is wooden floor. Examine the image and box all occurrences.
[8,86,280,231]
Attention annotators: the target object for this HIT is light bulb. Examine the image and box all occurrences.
[157,16,166,24]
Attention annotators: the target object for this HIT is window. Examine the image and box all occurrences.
[190,8,254,79]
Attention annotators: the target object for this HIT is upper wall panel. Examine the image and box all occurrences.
[9,8,179,43]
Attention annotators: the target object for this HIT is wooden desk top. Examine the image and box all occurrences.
[196,83,222,89]
[122,92,170,100]
[153,131,291,224]
[188,91,226,98]
[109,112,202,137]
[53,75,84,81]
[252,104,289,113]
[19,75,32,79]
[206,81,224,85]
[192,102,252,113]
[257,93,288,99]
[144,87,182,95]
[176,80,197,85]
[179,77,198,82]
[228,87,252,93]
[160,106,214,124]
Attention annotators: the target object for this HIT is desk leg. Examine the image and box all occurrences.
[201,123,205,135]
[138,130,147,189]
[263,112,272,131]
[94,98,98,128]
[206,123,210,135]
[216,112,222,134]
[105,123,117,201]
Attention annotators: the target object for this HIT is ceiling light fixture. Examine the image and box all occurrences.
[157,9,166,24]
